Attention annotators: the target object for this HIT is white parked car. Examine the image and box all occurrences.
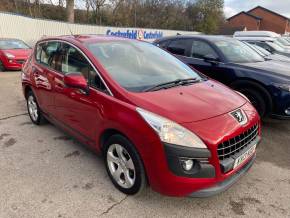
[234,31,290,48]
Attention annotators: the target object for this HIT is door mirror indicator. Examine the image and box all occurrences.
[63,73,89,94]
[203,54,219,64]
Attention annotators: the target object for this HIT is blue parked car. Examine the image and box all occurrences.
[154,35,290,118]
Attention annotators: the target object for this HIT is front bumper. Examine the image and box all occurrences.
[189,154,256,197]
[271,88,290,119]
[164,143,215,178]
[142,103,260,197]
[2,58,26,70]
[271,113,290,120]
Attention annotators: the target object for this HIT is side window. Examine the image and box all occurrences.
[191,40,219,59]
[255,42,273,53]
[167,39,191,56]
[61,43,107,92]
[89,70,107,91]
[35,44,41,61]
[61,44,91,80]
[156,40,169,49]
[39,42,61,67]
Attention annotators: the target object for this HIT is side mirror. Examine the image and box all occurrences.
[203,54,219,64]
[64,73,89,94]
[265,48,274,54]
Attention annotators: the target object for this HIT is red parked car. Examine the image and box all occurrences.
[0,38,31,71]
[21,35,261,197]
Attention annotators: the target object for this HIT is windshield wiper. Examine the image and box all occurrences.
[144,78,199,92]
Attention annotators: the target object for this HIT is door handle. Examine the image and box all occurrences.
[54,78,65,90]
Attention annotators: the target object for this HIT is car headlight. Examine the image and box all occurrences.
[273,83,290,92]
[136,108,207,149]
[5,52,15,59]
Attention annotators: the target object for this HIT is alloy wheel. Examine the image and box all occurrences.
[106,144,136,189]
[28,95,38,122]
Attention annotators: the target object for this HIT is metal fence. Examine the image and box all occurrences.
[0,11,198,46]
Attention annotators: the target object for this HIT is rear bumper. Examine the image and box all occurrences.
[188,154,256,197]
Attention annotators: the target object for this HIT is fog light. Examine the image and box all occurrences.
[180,159,194,171]
[285,108,290,115]
[9,60,13,63]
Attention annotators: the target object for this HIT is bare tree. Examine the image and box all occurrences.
[85,0,91,22]
[66,0,74,23]
[0,0,225,32]
[89,0,107,24]
[11,0,19,13]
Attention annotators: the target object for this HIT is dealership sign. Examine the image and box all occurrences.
[106,29,163,40]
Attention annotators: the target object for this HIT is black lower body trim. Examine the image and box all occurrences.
[163,143,215,178]
[188,154,256,198]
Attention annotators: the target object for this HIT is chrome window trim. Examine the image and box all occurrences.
[35,39,114,96]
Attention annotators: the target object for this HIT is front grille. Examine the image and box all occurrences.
[217,124,259,161]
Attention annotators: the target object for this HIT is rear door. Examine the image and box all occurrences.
[33,41,61,115]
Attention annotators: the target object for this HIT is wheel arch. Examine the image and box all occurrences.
[230,78,273,113]
[99,128,125,154]
[24,85,33,99]
[99,128,149,185]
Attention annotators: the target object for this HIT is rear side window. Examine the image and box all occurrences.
[167,39,191,56]
[191,40,219,59]
[36,41,61,68]
[35,45,41,61]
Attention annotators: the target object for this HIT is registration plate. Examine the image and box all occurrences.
[233,144,256,169]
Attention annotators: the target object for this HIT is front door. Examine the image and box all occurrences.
[53,42,108,143]
[185,40,220,77]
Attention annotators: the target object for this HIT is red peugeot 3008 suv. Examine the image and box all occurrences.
[22,35,261,197]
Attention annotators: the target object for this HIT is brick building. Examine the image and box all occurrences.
[226,6,290,34]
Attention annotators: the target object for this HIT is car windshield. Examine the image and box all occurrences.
[266,41,286,52]
[277,37,290,46]
[0,39,30,50]
[243,42,267,57]
[86,40,201,92]
[272,39,287,49]
[214,39,265,63]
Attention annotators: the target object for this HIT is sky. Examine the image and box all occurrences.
[224,0,290,18]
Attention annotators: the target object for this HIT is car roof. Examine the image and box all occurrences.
[38,34,132,44]
[154,35,234,43]
[235,36,276,41]
[0,38,23,41]
[234,31,281,38]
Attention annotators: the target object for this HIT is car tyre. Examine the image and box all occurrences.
[0,60,5,72]
[104,134,146,195]
[239,88,267,117]
[26,91,46,125]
